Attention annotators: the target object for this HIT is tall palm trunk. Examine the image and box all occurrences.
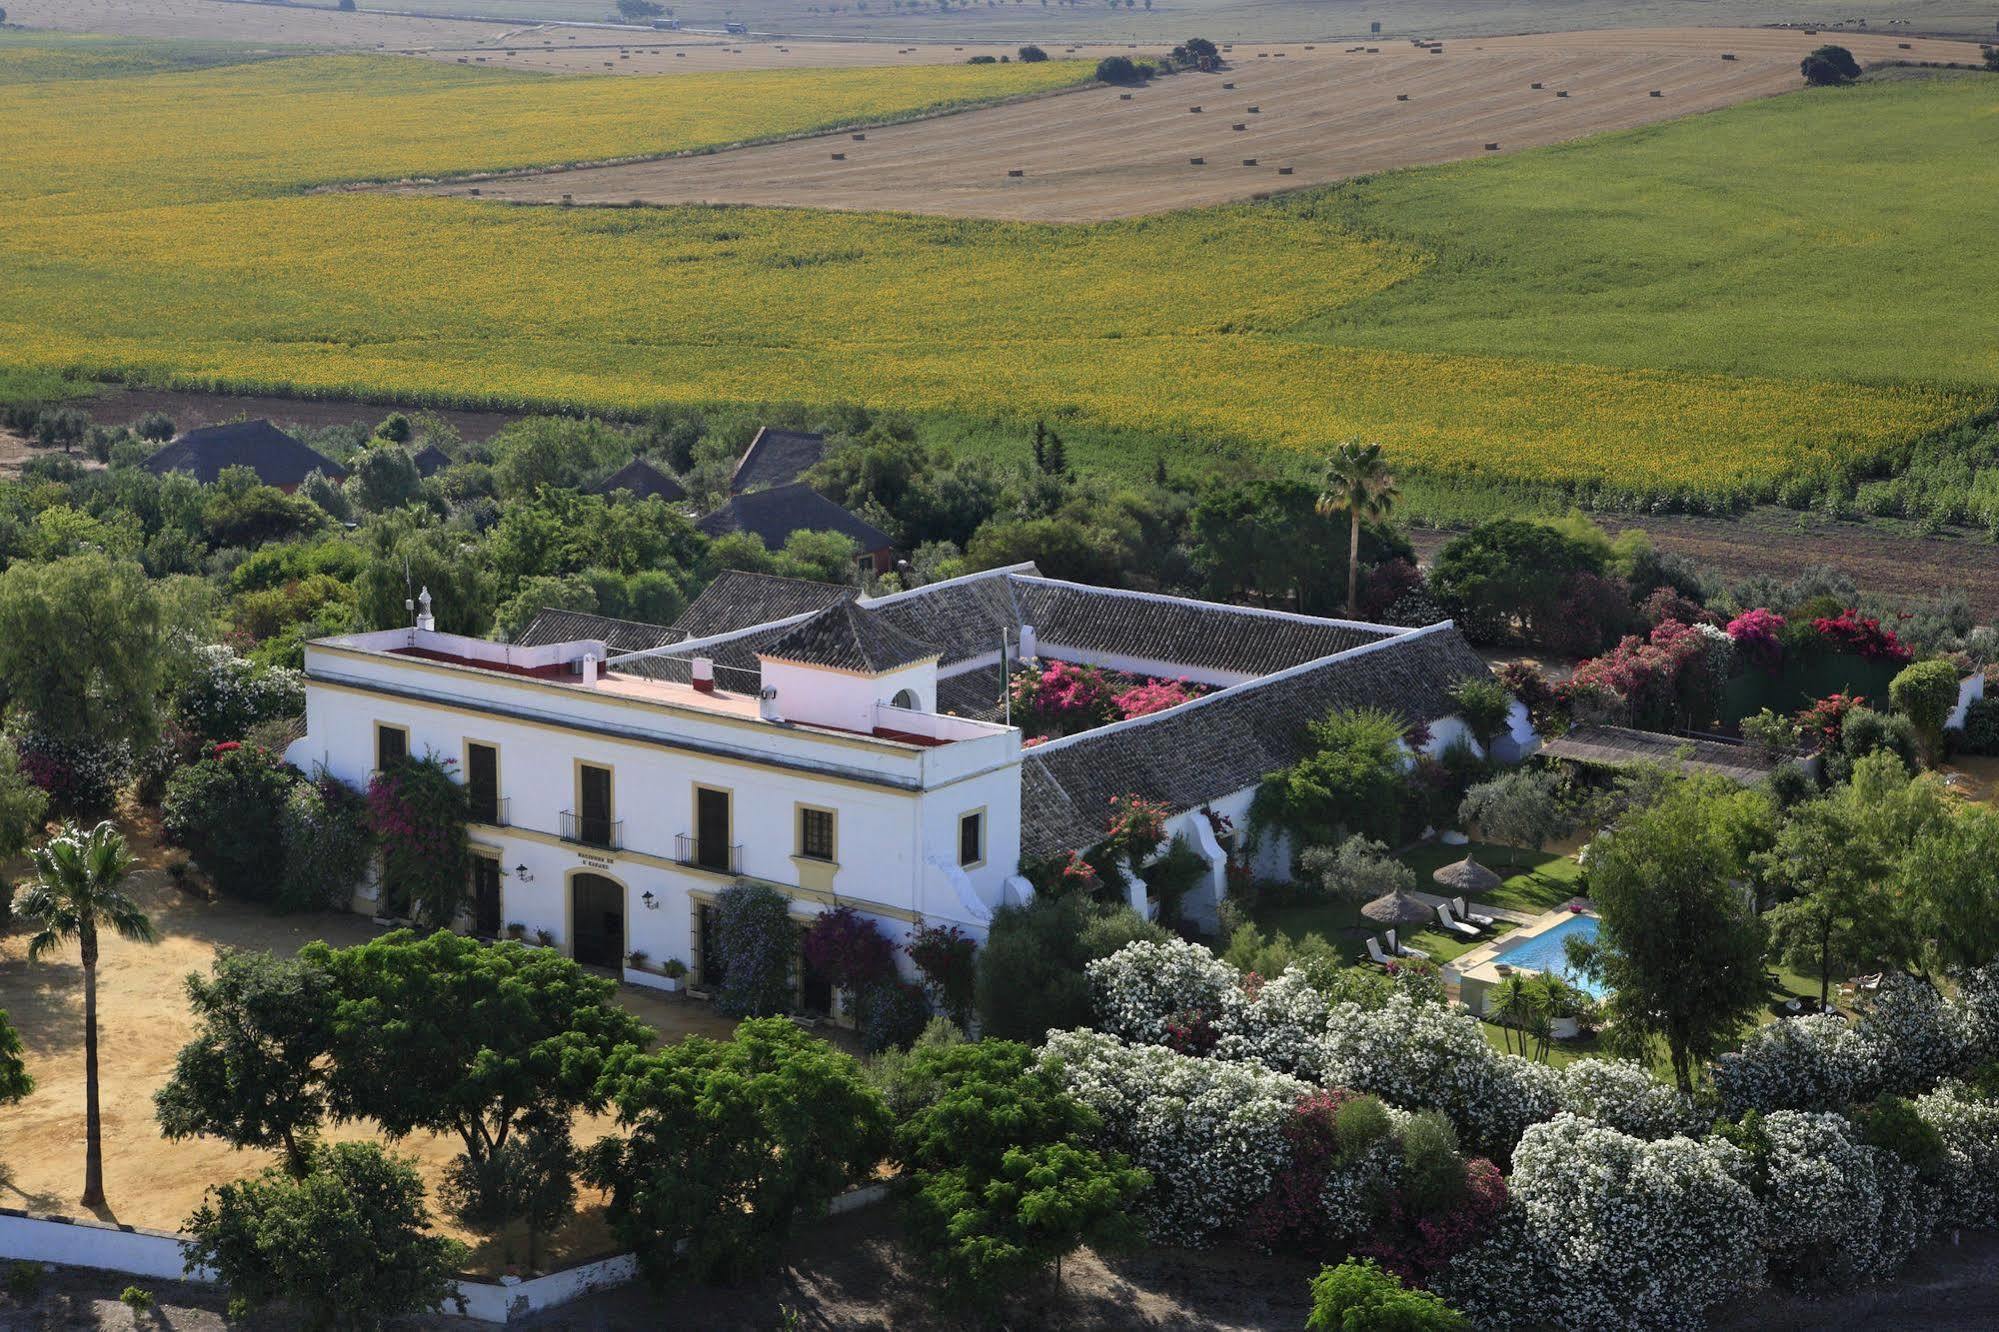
[81,927,104,1208]
[1346,510,1362,616]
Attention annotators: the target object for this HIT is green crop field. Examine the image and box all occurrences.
[0,46,1992,500]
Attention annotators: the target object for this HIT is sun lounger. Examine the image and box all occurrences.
[1453,896,1497,928]
[1437,903,1482,939]
[1366,935,1396,967]
[1385,929,1430,962]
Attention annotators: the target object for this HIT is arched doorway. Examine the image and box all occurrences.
[571,873,625,969]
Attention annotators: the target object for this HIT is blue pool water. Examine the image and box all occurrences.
[1494,914,1607,999]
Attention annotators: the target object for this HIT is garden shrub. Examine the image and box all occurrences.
[1914,1082,1999,1229]
[855,978,931,1055]
[1087,937,1246,1050]
[1553,1058,1703,1140]
[1959,696,1999,756]
[975,894,1164,1043]
[1042,1029,1308,1245]
[1307,1258,1468,1331]
[173,644,304,744]
[275,775,370,913]
[801,906,896,993]
[1748,1110,1933,1292]
[863,1017,965,1121]
[711,880,797,1018]
[1889,658,1960,764]
[1438,1115,1762,1332]
[12,728,128,818]
[161,743,294,901]
[365,754,468,924]
[904,922,976,1025]
[1251,706,1409,848]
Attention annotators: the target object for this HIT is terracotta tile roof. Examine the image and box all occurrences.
[1019,625,1492,860]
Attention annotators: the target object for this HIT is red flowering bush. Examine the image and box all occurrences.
[1359,559,1424,619]
[1796,691,1865,747]
[1116,677,1203,719]
[366,755,469,924]
[905,923,976,1023]
[1544,571,1633,658]
[1640,586,1715,630]
[802,905,896,991]
[1726,608,1787,674]
[1102,792,1170,864]
[1495,662,1566,737]
[1243,1090,1360,1251]
[1813,609,1913,664]
[1163,1008,1222,1057]
[1569,620,1727,730]
[1358,1155,1508,1284]
[1009,659,1117,738]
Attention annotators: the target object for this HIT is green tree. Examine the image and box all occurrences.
[160,745,295,902]
[343,444,422,515]
[17,821,158,1206]
[588,1018,892,1285]
[1889,658,1959,767]
[1251,706,1408,848]
[0,736,49,859]
[1801,43,1862,85]
[155,950,336,1175]
[974,895,1165,1043]
[0,1010,33,1108]
[1569,784,1768,1093]
[183,1141,466,1330]
[1428,519,1604,645]
[354,511,491,635]
[1900,802,1999,975]
[440,1122,576,1272]
[1316,440,1400,616]
[893,1040,1147,1312]
[0,553,163,750]
[1760,784,1915,1005]
[1447,677,1513,753]
[305,931,653,1175]
[1307,1258,1468,1331]
[1458,768,1571,865]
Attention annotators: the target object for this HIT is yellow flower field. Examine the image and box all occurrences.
[0,53,1979,492]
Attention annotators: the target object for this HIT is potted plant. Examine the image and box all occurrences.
[622,951,684,993]
[532,927,556,949]
[627,949,649,971]
[660,957,693,996]
[505,922,526,942]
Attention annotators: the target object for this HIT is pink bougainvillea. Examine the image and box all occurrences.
[1796,691,1865,745]
[1813,609,1913,663]
[1725,608,1787,674]
[1115,676,1203,719]
[1009,660,1207,739]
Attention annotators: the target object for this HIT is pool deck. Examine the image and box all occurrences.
[1445,898,1595,1014]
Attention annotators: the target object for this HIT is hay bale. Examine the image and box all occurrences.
[561,193,573,204]
[1484,142,1499,150]
[1396,92,1409,100]
[852,133,866,140]
[1531,81,1542,88]
[1233,122,1247,130]
[1722,52,1737,60]
[1223,81,1235,88]
[1189,105,1203,112]
[1247,104,1260,112]
[1650,89,1663,96]
[1120,92,1133,99]
[1242,157,1258,165]
[1190,156,1205,164]
[831,152,846,160]
[1007,169,1024,177]
[1278,166,1295,175]
[468,187,481,196]
[1555,89,1568,97]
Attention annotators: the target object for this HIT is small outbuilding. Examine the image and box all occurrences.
[730,426,826,493]
[592,456,687,504]
[697,483,895,575]
[141,419,345,492]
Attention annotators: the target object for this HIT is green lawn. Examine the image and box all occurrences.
[1397,841,1585,914]
[1251,896,1514,968]
[1291,72,1999,395]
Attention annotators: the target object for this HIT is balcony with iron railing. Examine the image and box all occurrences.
[560,810,622,850]
[468,793,509,828]
[674,833,741,876]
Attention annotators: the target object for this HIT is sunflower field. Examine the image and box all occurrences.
[0,50,1986,497]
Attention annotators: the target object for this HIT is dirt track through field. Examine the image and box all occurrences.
[395,27,1982,220]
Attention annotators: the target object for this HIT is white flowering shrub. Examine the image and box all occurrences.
[1954,962,1999,1059]
[1317,1111,1409,1241]
[1318,994,1560,1157]
[1863,974,1970,1094]
[1214,969,1335,1079]
[1713,1013,1869,1116]
[1086,938,1247,1050]
[1041,1028,1308,1245]
[1915,1084,1999,1229]
[1438,1115,1762,1332]
[1755,1111,1932,1291]
[1553,1058,1705,1140]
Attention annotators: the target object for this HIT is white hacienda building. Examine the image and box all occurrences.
[288,563,1515,1003]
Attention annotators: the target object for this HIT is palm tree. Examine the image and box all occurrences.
[17,821,157,1208]
[1315,440,1399,617]
[1489,972,1537,1057]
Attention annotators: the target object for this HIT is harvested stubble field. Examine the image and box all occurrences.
[435,28,1978,220]
[0,39,1993,495]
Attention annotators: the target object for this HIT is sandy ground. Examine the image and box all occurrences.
[0,807,755,1275]
[396,27,1983,220]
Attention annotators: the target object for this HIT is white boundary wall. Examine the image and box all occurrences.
[0,1183,893,1323]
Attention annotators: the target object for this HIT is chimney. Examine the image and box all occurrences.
[415,587,435,633]
[691,657,715,694]
[1018,623,1038,660]
[759,685,782,722]
[582,653,599,686]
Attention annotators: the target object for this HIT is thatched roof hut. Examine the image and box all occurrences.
[1360,888,1434,928]
[1433,855,1502,895]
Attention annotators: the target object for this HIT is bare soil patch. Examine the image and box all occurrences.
[0,806,755,1276]
[78,385,528,443]
[399,28,1981,221]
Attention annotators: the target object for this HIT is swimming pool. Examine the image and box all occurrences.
[1492,913,1607,1000]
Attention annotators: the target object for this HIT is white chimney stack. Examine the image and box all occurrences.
[415,587,435,633]
[759,685,782,722]
[582,653,599,686]
[1019,623,1038,660]
[691,657,715,694]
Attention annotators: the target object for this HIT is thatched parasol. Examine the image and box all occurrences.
[1360,888,1434,929]
[1432,855,1502,896]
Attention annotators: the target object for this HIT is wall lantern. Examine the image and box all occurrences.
[514,864,535,883]
[641,890,659,910]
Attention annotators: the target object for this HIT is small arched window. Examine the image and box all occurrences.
[890,688,920,711]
